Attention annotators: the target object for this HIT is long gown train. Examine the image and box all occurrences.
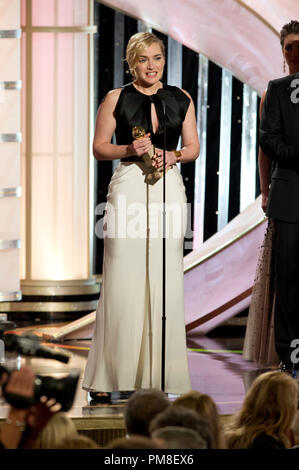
[243,220,278,367]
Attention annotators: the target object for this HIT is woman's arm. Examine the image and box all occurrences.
[154,90,200,169]
[179,90,200,162]
[93,89,153,161]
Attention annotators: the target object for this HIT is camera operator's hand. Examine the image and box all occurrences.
[20,397,62,448]
[0,371,8,387]
[27,397,61,431]
[0,366,34,449]
[4,366,34,398]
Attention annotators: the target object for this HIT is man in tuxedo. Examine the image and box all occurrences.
[260,74,299,372]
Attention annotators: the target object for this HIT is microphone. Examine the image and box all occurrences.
[2,333,70,364]
[160,98,166,392]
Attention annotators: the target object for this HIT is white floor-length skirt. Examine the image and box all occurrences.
[82,162,191,394]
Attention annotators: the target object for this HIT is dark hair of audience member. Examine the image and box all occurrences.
[151,425,207,449]
[173,390,226,448]
[225,371,298,449]
[124,389,170,437]
[149,405,213,449]
[106,436,160,449]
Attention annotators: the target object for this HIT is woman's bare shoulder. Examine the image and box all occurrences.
[108,88,122,98]
[103,88,122,105]
[181,88,192,100]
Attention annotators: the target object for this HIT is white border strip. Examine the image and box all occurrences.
[0,187,22,198]
[22,26,97,34]
[0,240,21,250]
[0,291,22,301]
[0,133,22,143]
[0,81,22,90]
[0,29,22,38]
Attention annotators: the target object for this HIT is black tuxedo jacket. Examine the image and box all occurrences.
[260,73,299,222]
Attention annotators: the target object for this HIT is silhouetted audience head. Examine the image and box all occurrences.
[225,371,298,449]
[106,436,160,449]
[124,389,170,437]
[53,433,100,449]
[152,425,207,449]
[173,390,226,448]
[32,411,77,449]
[149,405,213,448]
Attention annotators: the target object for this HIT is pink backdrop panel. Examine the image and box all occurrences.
[101,0,289,94]
[184,221,266,334]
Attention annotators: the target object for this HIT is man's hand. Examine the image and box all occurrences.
[261,193,268,213]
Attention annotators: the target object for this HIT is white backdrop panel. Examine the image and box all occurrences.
[0,250,20,292]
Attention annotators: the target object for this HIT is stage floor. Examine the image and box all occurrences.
[0,321,285,424]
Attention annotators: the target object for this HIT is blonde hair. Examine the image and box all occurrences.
[126,32,165,79]
[53,434,100,449]
[173,391,226,448]
[33,412,77,449]
[225,371,298,449]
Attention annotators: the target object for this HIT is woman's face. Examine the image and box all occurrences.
[134,42,165,86]
[283,33,299,73]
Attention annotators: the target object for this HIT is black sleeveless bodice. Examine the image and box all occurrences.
[114,83,190,151]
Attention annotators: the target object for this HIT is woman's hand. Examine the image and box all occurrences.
[153,148,177,170]
[128,133,152,157]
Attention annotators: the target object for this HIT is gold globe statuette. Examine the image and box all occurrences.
[132,126,155,168]
[132,126,170,181]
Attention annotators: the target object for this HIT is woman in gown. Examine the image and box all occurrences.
[82,32,200,401]
[243,20,299,368]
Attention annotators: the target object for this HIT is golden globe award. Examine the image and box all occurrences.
[132,126,155,168]
[132,126,171,182]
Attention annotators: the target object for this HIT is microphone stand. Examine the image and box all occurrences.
[161,100,166,392]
